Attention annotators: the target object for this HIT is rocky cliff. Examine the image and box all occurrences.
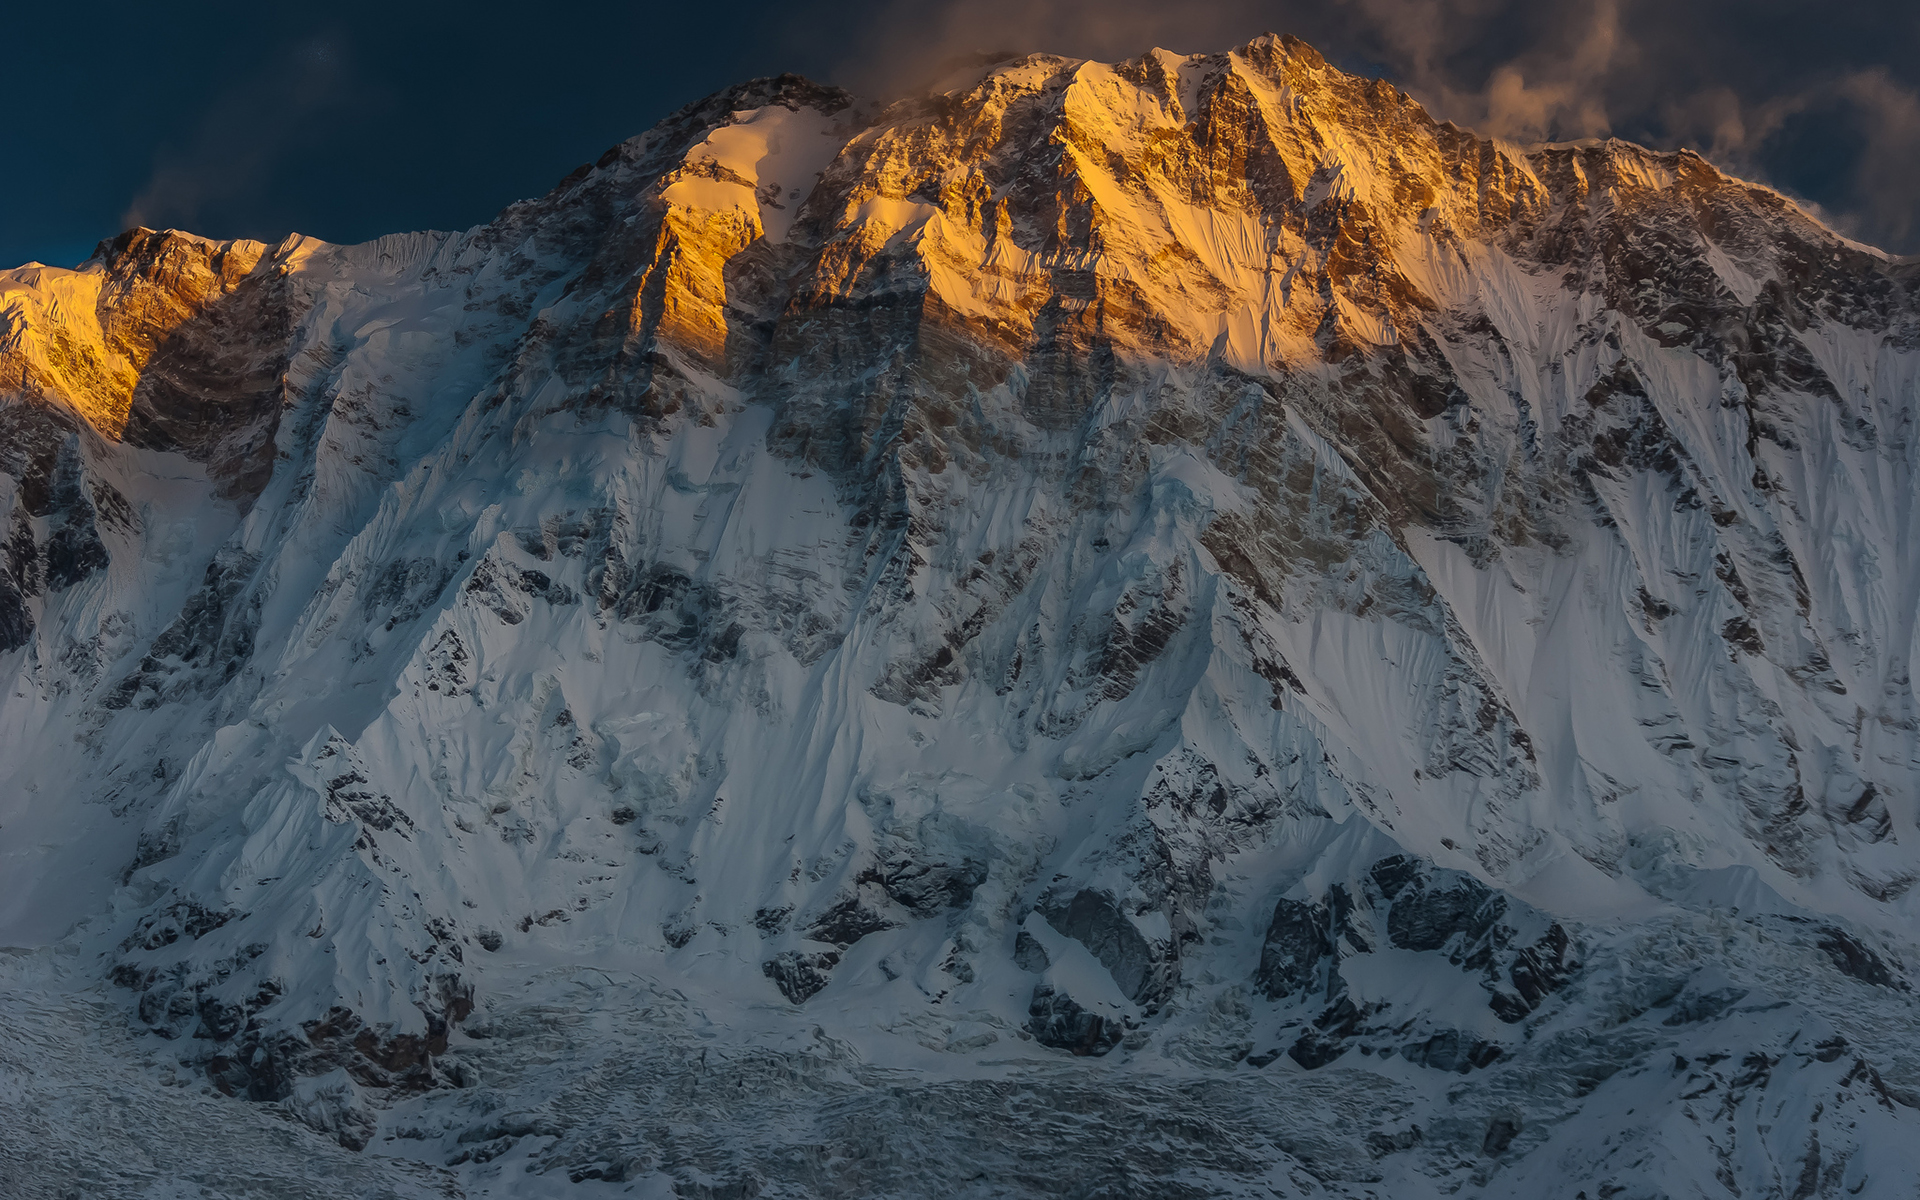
[3,35,1919,1198]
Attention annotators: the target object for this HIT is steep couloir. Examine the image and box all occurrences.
[3,34,1919,1197]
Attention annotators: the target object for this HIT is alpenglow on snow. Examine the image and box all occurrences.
[3,33,1919,1199]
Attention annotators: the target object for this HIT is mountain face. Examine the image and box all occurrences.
[4,33,1920,1197]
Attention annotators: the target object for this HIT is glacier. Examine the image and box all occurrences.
[2,34,1919,1198]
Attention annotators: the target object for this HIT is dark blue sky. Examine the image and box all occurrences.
[7,0,1917,268]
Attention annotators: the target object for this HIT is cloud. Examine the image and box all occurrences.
[122,37,355,236]
[1656,66,1920,250]
[825,0,1920,251]
[1838,70,1920,248]
[1461,0,1624,141]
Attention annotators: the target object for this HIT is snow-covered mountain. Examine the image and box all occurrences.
[4,34,1920,1197]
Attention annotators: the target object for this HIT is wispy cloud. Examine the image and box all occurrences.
[122,37,355,236]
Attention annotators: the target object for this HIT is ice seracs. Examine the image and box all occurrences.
[2,33,1919,1197]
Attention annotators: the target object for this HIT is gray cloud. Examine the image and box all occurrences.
[1839,70,1920,249]
[1679,67,1920,249]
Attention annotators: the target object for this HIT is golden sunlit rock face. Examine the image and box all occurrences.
[5,35,1920,1195]
[0,228,267,439]
[534,36,1857,505]
[0,36,1861,516]
[560,34,1882,694]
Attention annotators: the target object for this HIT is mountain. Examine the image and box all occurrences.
[4,33,1920,1198]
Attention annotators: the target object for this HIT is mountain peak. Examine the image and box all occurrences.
[3,37,1919,1194]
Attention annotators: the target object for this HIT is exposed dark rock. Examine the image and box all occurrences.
[1040,888,1175,1007]
[805,888,901,947]
[609,562,740,662]
[1722,616,1765,656]
[1326,884,1371,953]
[1366,1126,1425,1157]
[311,735,412,833]
[99,230,296,506]
[1401,1030,1504,1073]
[1027,984,1123,1056]
[42,515,108,591]
[1367,855,1579,1022]
[1287,1026,1351,1069]
[523,569,579,606]
[364,556,457,630]
[465,557,530,625]
[1661,985,1750,1025]
[1811,1036,1850,1063]
[423,629,471,696]
[40,442,109,591]
[456,1111,565,1145]
[1818,927,1906,990]
[1093,564,1190,701]
[0,572,32,652]
[1368,855,1422,901]
[1838,784,1894,843]
[105,550,262,709]
[323,1000,467,1087]
[122,900,241,951]
[1488,921,1579,1023]
[123,967,473,1144]
[1013,930,1051,972]
[206,1029,311,1104]
[125,814,184,877]
[1482,1115,1521,1156]
[462,557,582,625]
[872,854,989,916]
[753,905,794,935]
[1382,863,1505,955]
[762,949,841,1003]
[0,507,39,651]
[1254,897,1332,1000]
[1287,995,1373,1068]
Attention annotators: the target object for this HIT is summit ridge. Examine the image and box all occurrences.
[3,34,1920,1197]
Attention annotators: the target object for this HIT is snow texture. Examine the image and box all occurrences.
[3,34,1920,1198]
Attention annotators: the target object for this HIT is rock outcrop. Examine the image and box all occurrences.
[3,34,1919,1196]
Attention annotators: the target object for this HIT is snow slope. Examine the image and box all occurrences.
[3,36,1920,1198]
